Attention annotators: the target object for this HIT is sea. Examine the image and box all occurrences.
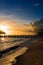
[0,37,38,65]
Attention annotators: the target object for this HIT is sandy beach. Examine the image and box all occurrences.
[14,38,43,65]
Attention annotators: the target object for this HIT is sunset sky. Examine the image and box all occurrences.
[0,0,43,35]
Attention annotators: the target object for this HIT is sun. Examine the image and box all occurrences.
[0,25,9,34]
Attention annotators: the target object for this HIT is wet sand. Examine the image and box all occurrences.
[14,38,43,65]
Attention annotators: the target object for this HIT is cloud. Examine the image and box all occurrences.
[33,3,39,7]
[24,24,29,26]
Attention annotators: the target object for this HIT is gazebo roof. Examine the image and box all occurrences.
[0,30,6,34]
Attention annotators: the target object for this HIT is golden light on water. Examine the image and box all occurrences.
[1,37,4,40]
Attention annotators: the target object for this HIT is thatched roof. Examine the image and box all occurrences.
[0,30,6,34]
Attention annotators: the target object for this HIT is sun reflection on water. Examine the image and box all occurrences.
[1,37,4,41]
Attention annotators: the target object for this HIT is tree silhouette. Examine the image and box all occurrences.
[0,30,6,34]
[34,19,43,36]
